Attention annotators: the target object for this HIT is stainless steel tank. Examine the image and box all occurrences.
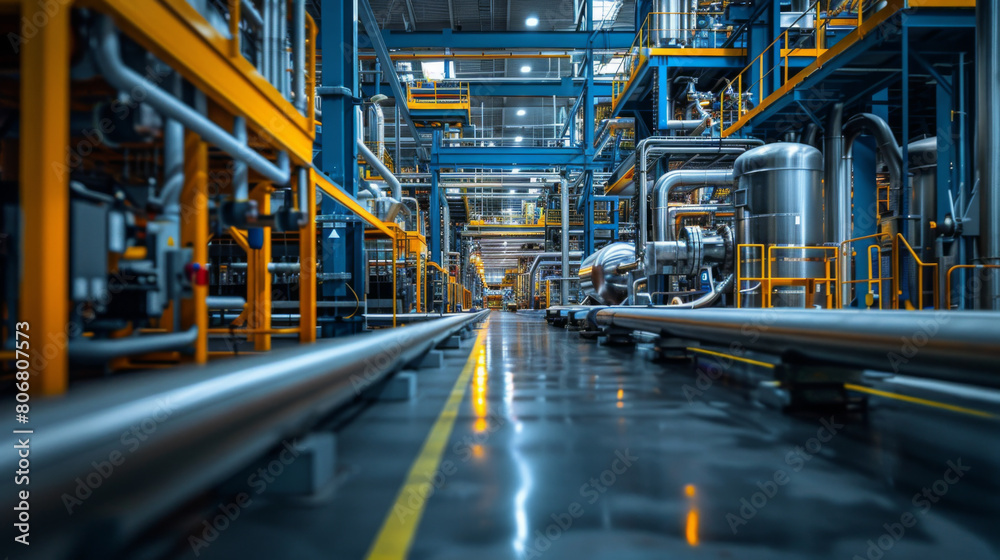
[907,137,938,307]
[579,242,636,305]
[655,0,683,46]
[733,143,825,307]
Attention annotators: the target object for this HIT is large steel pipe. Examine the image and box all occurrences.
[4,310,488,558]
[977,0,1000,309]
[593,307,1000,387]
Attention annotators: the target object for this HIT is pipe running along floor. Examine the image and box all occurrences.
[176,311,1000,560]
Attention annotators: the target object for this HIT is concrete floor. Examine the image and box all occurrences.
[176,311,1000,560]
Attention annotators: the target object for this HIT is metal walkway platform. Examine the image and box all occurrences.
[176,311,1000,560]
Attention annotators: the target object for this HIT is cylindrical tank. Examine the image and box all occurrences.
[907,136,938,307]
[655,0,683,46]
[366,103,385,159]
[733,143,825,307]
[579,242,636,305]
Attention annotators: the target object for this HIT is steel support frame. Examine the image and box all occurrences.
[319,0,364,336]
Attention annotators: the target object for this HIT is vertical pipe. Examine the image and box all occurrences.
[977,0,1000,309]
[824,103,849,304]
[299,168,317,341]
[262,0,271,82]
[233,116,249,201]
[20,0,70,394]
[280,0,288,98]
[561,178,570,305]
[293,0,306,112]
[181,131,209,363]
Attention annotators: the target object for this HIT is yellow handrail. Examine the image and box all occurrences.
[891,233,939,310]
[838,233,891,309]
[945,264,1000,310]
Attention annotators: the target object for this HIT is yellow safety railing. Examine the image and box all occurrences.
[406,81,471,107]
[736,244,839,309]
[839,233,891,309]
[719,0,878,135]
[945,265,1000,310]
[890,233,939,310]
[612,11,728,110]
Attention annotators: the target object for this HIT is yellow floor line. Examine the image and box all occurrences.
[364,321,490,560]
[687,346,776,369]
[844,383,996,419]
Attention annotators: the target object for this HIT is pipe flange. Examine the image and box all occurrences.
[717,224,735,275]
[680,226,703,276]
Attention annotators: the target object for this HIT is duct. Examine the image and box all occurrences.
[632,137,763,253]
[803,123,820,148]
[652,169,734,242]
[358,141,401,201]
[68,326,199,365]
[292,0,306,112]
[93,17,290,186]
[590,307,1000,388]
[977,0,1000,309]
[527,252,583,309]
[843,113,904,207]
[10,312,488,559]
[207,296,247,310]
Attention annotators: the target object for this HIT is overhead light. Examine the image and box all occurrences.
[515,136,523,142]
[521,65,531,73]
[526,16,539,27]
[516,109,526,116]
[512,168,520,173]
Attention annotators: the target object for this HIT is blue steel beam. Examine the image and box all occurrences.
[431,146,607,169]
[557,88,587,141]
[358,0,426,158]
[378,29,635,50]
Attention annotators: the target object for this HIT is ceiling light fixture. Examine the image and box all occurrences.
[515,136,523,142]
[526,16,539,27]
[521,65,531,73]
[517,109,526,116]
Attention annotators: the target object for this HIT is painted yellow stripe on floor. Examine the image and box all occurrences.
[687,346,776,369]
[844,383,996,419]
[365,321,490,560]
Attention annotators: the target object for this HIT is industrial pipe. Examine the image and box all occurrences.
[527,252,583,309]
[292,0,306,112]
[652,169,734,242]
[206,296,247,310]
[92,16,291,186]
[8,311,488,559]
[358,141,401,201]
[591,307,1000,388]
[977,0,1000,309]
[68,326,199,365]
[665,204,733,242]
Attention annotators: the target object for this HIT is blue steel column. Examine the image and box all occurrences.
[430,143,441,265]
[584,173,595,255]
[319,0,364,335]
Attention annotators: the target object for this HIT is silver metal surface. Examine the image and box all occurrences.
[977,0,1000,309]
[593,306,1000,387]
[579,242,636,305]
[733,143,824,307]
[561,178,570,305]
[652,169,734,242]
[8,311,488,559]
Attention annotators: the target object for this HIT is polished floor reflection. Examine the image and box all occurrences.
[178,311,1000,560]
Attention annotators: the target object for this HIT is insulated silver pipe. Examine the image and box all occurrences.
[592,307,1000,388]
[664,204,732,242]
[240,0,264,28]
[527,251,583,309]
[233,116,249,201]
[292,0,306,112]
[977,0,1000,309]
[358,141,401,201]
[68,326,199,365]
[8,311,488,559]
[206,296,247,310]
[652,169,734,242]
[92,17,291,186]
[561,178,570,305]
[824,104,849,305]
